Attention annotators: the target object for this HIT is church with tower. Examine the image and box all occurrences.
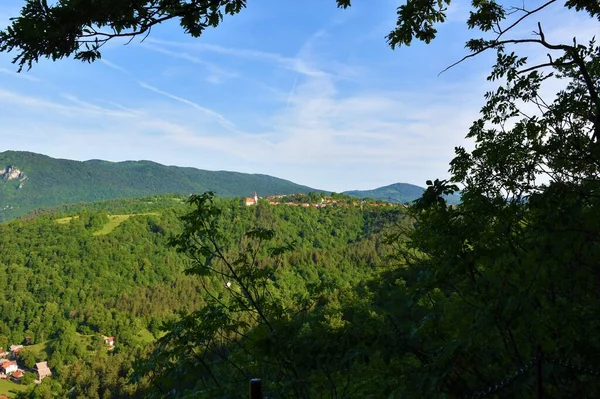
[245,192,258,206]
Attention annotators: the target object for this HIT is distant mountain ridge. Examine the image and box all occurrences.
[0,151,457,221]
[343,182,461,205]
[0,151,322,221]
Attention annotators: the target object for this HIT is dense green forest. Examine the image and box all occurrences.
[0,194,407,398]
[3,185,600,398]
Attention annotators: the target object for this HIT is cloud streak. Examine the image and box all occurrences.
[0,67,41,82]
[99,58,131,74]
[139,42,238,83]
[137,81,239,132]
[145,37,332,78]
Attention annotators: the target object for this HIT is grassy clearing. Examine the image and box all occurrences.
[0,378,30,397]
[55,215,78,224]
[23,333,93,357]
[56,213,159,234]
[22,340,48,358]
[136,328,156,344]
[92,214,132,236]
[92,213,158,236]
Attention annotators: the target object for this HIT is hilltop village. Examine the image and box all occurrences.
[243,192,407,208]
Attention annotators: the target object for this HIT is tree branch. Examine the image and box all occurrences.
[439,0,558,75]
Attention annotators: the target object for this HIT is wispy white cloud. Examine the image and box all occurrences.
[99,58,130,74]
[137,81,240,132]
[140,42,238,83]
[0,67,41,82]
[145,37,332,78]
[97,99,146,116]
[0,89,136,119]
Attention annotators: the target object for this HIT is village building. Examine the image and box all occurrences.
[244,192,258,206]
[35,361,52,381]
[0,359,7,379]
[1,360,18,375]
[11,369,23,383]
[9,345,23,356]
[104,336,115,347]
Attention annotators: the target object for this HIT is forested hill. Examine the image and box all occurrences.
[344,182,461,204]
[0,151,321,221]
[0,194,406,398]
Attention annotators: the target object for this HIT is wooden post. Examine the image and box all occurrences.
[250,378,262,399]
[536,345,542,399]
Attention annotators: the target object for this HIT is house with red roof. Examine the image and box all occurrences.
[10,369,23,383]
[1,360,17,375]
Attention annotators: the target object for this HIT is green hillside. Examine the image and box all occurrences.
[344,182,461,204]
[0,193,405,398]
[0,151,322,221]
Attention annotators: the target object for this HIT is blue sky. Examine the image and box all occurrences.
[0,0,596,192]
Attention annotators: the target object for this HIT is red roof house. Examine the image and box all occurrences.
[1,361,17,375]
